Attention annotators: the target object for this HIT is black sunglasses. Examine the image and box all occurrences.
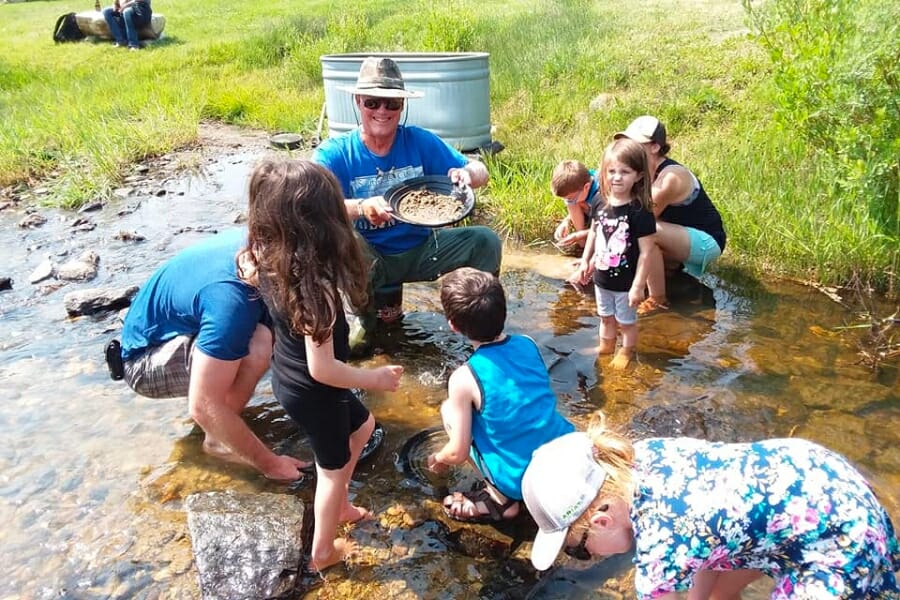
[563,529,591,561]
[362,97,404,111]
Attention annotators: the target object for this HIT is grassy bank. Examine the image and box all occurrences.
[1,0,896,292]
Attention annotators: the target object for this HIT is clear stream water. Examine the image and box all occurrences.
[0,134,896,599]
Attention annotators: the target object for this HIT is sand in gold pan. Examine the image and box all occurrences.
[399,189,466,224]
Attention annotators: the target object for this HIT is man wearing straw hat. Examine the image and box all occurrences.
[313,56,502,354]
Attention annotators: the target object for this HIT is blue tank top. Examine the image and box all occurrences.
[467,335,575,499]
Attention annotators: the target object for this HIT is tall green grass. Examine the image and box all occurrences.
[0,0,896,292]
[739,0,899,292]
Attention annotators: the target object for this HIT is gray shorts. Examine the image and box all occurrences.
[595,287,638,325]
[123,335,196,398]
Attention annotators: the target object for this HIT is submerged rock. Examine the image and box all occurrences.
[64,285,138,316]
[114,230,146,242]
[29,256,55,284]
[628,391,778,442]
[77,201,104,213]
[19,213,47,229]
[186,491,306,600]
[57,250,99,281]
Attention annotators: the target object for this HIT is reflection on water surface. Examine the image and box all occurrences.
[0,137,896,599]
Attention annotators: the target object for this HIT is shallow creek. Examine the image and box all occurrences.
[0,129,896,599]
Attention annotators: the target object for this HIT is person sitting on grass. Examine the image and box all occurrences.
[521,415,900,598]
[427,267,574,523]
[550,159,600,257]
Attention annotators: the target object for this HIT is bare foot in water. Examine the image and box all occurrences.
[340,503,374,524]
[311,537,356,572]
[598,337,617,354]
[203,437,252,466]
[610,347,634,370]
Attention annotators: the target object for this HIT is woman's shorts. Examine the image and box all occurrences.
[684,228,722,278]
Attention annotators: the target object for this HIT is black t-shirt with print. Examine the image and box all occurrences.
[590,200,656,292]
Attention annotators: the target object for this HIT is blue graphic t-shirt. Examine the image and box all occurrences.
[630,437,900,599]
[313,126,468,255]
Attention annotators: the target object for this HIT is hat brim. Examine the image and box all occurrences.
[614,130,653,144]
[337,85,424,99]
[530,528,568,571]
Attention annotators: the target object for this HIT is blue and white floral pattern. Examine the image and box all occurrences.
[630,438,900,599]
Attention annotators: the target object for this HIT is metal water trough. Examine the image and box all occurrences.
[320,52,492,152]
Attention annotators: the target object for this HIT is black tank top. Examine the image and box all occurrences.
[655,158,726,251]
[270,305,350,394]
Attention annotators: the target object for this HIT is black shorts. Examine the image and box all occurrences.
[275,382,370,471]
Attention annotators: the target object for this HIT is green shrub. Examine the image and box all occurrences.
[743,0,899,257]
[421,1,477,52]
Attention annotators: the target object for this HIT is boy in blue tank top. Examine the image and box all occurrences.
[427,267,575,523]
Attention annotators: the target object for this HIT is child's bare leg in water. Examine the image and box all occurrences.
[310,415,375,571]
[610,321,636,369]
[598,315,618,354]
[340,415,375,523]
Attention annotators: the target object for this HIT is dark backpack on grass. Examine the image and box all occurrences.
[53,13,85,43]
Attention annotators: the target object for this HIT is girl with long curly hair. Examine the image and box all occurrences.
[244,158,403,571]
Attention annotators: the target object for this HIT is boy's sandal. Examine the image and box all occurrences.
[637,296,670,316]
[442,485,519,524]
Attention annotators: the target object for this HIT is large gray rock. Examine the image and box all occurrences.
[186,491,307,600]
[75,10,166,40]
[64,284,138,316]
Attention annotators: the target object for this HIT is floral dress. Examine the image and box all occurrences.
[630,437,900,599]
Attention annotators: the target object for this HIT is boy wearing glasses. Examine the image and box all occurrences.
[313,56,502,355]
[550,160,599,256]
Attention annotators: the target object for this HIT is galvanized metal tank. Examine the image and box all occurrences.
[320,52,492,152]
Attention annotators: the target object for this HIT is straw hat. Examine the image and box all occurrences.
[338,56,424,99]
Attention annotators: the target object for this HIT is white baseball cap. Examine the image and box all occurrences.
[521,432,607,570]
[614,115,666,145]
